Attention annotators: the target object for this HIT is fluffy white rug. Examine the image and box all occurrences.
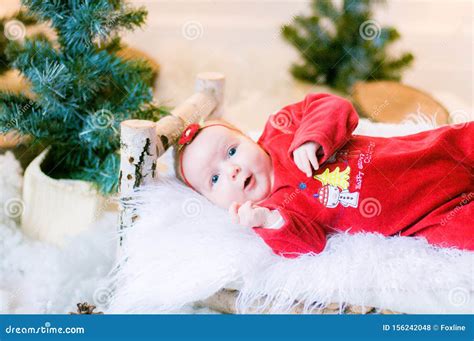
[0,151,118,314]
[0,152,217,314]
[107,117,474,314]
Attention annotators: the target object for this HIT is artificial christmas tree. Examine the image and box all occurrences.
[0,0,167,246]
[281,0,414,94]
[0,0,166,194]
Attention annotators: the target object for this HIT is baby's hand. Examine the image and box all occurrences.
[229,201,282,229]
[292,141,322,177]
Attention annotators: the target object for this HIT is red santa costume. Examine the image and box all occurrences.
[253,93,474,258]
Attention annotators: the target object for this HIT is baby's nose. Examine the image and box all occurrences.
[228,165,241,180]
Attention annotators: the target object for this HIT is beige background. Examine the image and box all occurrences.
[1,0,472,129]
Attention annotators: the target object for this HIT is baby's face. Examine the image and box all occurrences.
[181,125,273,209]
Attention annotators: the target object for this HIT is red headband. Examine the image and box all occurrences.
[178,122,240,190]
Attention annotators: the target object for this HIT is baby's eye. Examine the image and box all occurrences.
[228,146,237,157]
[211,174,219,185]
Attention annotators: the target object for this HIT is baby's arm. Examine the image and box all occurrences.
[283,93,359,165]
[260,93,359,178]
[229,199,327,258]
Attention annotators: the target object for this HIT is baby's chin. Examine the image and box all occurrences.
[215,188,271,210]
[237,183,272,207]
[254,174,273,198]
[248,186,270,203]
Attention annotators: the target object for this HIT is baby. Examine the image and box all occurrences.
[175,93,474,258]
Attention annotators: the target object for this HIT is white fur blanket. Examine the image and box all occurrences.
[0,152,119,314]
[107,117,474,314]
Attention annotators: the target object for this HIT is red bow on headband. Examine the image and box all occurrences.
[178,123,201,146]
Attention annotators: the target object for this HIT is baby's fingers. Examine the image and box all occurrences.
[297,151,312,177]
[237,201,254,215]
[293,151,302,172]
[293,151,309,177]
[229,202,240,224]
[307,148,319,171]
[236,201,255,226]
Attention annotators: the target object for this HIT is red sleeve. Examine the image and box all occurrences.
[259,93,359,165]
[252,188,327,259]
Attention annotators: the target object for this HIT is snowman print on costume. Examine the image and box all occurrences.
[315,185,360,208]
[312,161,360,209]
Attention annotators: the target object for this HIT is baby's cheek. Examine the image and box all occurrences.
[208,184,243,209]
[224,185,244,204]
[247,151,264,168]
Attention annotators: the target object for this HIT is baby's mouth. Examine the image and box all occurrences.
[244,174,253,190]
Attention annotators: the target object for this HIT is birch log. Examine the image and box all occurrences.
[195,72,225,118]
[155,72,225,156]
[119,120,158,247]
[196,289,394,315]
[118,72,225,248]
